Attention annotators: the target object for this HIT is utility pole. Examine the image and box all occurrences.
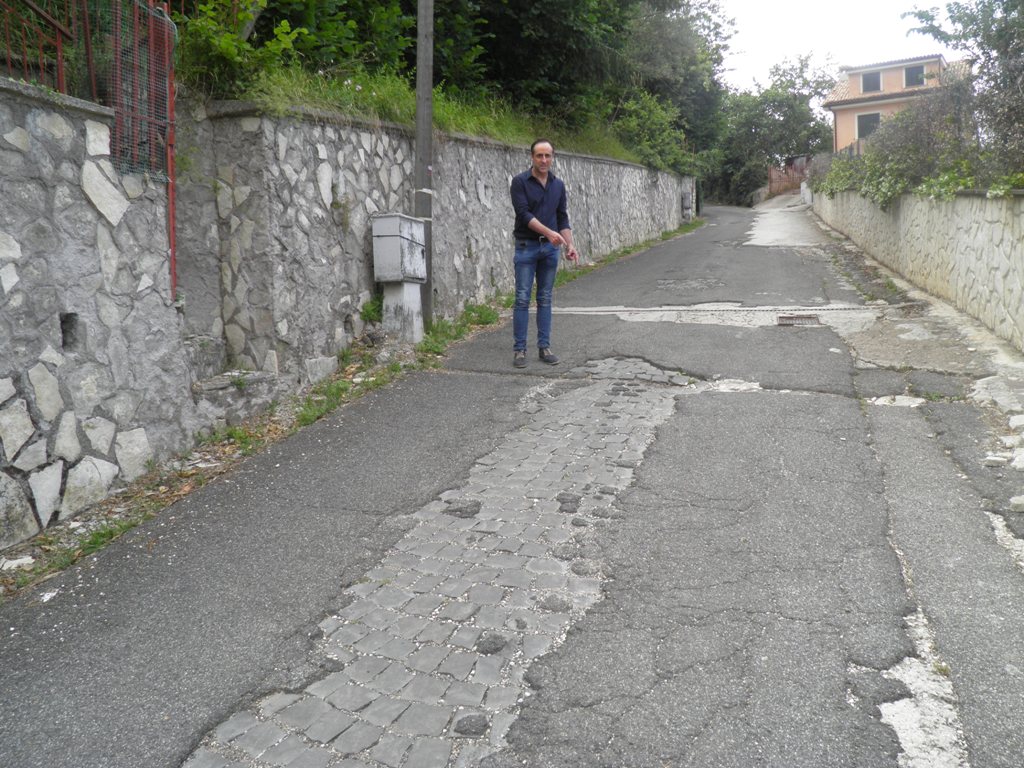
[415,0,434,329]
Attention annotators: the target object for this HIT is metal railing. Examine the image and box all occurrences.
[1,0,178,179]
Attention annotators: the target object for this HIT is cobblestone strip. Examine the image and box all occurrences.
[183,359,684,768]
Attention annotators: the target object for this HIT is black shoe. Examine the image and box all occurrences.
[513,350,527,368]
[538,348,560,365]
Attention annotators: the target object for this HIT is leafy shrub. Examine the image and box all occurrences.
[611,91,690,174]
[175,0,303,98]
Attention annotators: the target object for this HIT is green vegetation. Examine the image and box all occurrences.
[173,0,784,185]
[813,0,1024,207]
[359,294,383,324]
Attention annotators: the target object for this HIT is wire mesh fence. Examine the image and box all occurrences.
[1,0,178,179]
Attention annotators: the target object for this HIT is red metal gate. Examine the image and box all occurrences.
[1,0,176,178]
[2,0,179,292]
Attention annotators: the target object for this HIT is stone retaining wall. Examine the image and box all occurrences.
[175,102,694,385]
[2,81,692,550]
[813,190,1024,352]
[0,79,197,549]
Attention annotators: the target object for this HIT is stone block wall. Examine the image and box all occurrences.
[2,84,691,550]
[813,190,1024,352]
[0,79,197,549]
[175,102,694,385]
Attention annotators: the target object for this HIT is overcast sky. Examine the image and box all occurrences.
[718,0,960,91]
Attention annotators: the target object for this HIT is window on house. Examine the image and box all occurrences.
[857,113,881,139]
[862,72,881,93]
[905,65,925,87]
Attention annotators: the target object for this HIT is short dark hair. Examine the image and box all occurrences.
[531,138,554,155]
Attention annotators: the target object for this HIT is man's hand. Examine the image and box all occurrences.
[565,245,579,263]
[547,231,566,246]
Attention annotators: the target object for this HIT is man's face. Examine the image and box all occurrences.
[531,143,554,175]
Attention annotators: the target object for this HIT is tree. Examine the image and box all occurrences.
[905,0,1024,171]
[622,0,732,151]
[705,56,834,204]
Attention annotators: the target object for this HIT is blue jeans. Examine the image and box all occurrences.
[513,240,559,351]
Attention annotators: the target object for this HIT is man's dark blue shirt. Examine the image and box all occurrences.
[510,169,571,240]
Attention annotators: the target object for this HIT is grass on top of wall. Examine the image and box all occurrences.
[247,66,641,164]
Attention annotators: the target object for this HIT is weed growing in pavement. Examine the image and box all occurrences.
[360,294,383,324]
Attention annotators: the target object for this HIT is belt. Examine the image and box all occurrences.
[515,235,549,242]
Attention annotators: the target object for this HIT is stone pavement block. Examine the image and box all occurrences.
[518,542,549,558]
[394,702,454,736]
[370,662,415,694]
[410,574,445,593]
[305,710,357,743]
[259,692,302,717]
[474,607,509,629]
[389,615,430,639]
[472,656,505,686]
[232,721,285,757]
[411,541,446,557]
[450,626,482,649]
[322,640,358,664]
[325,683,377,712]
[400,673,450,702]
[377,636,417,661]
[522,524,545,540]
[331,720,384,754]
[371,734,414,767]
[483,685,520,711]
[467,585,505,605]
[534,573,568,590]
[344,656,390,683]
[360,607,401,630]
[328,623,371,646]
[442,680,486,707]
[337,601,374,622]
[305,671,351,698]
[526,557,565,574]
[365,565,401,581]
[260,734,307,765]
[214,711,260,743]
[438,601,479,622]
[405,737,453,768]
[362,695,412,727]
[437,650,477,681]
[465,566,501,583]
[287,750,332,768]
[405,593,446,615]
[523,633,555,659]
[407,645,450,673]
[415,620,454,645]
[436,577,472,598]
[495,570,532,589]
[354,629,394,653]
[278,696,337,729]
[490,712,517,746]
[486,553,527,569]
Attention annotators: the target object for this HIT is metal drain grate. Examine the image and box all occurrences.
[777,314,821,326]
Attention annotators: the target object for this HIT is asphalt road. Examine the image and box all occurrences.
[2,198,1023,768]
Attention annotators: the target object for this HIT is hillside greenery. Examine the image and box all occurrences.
[174,0,833,203]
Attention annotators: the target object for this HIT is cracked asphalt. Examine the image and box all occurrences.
[3,197,1024,768]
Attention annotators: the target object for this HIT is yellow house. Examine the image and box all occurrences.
[823,55,948,152]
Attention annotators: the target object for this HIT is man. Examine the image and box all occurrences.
[509,139,579,369]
